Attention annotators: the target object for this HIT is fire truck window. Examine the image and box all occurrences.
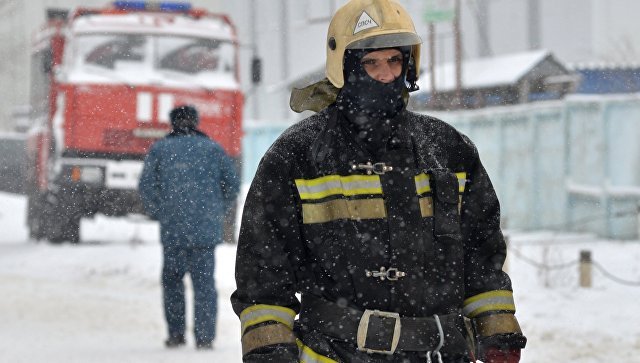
[157,37,234,75]
[84,35,146,69]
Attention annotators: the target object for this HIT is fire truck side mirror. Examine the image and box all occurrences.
[251,56,262,85]
[47,8,69,21]
[43,49,54,74]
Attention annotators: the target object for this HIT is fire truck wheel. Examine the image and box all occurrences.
[48,217,80,244]
[27,195,45,241]
[39,192,81,244]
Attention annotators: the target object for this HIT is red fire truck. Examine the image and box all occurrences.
[26,1,244,243]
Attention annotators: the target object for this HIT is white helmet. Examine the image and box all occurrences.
[290,0,422,113]
[326,0,422,88]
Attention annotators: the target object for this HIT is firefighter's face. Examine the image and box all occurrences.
[359,49,403,83]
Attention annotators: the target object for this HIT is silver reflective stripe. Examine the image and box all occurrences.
[240,305,296,334]
[295,175,383,200]
[297,179,380,196]
[462,290,516,318]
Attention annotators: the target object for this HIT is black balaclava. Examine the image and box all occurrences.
[335,46,411,155]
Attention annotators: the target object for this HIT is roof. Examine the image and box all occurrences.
[276,49,573,95]
[568,62,640,70]
[417,49,557,93]
[71,13,234,40]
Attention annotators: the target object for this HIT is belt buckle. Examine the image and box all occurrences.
[357,309,402,355]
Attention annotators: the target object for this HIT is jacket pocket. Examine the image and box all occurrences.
[430,169,462,241]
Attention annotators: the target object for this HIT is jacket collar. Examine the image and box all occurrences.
[166,128,209,138]
[310,105,417,175]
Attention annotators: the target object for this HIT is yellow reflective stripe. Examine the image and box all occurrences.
[240,304,296,334]
[296,339,338,363]
[456,172,467,193]
[415,173,431,194]
[463,290,516,318]
[418,196,433,217]
[415,172,466,195]
[295,175,382,200]
[420,197,462,217]
[302,198,386,224]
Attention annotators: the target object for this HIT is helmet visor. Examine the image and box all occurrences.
[347,32,422,50]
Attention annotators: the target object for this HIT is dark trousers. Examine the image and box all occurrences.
[162,245,217,344]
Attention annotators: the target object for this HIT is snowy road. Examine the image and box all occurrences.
[1,192,639,362]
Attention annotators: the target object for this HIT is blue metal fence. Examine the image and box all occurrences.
[241,120,291,184]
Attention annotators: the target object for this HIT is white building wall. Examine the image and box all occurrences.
[0,0,30,132]
[461,0,640,64]
[538,0,593,63]
[590,0,640,63]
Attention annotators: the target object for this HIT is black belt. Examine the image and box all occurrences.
[299,294,469,355]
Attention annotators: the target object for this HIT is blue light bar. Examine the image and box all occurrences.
[113,1,146,10]
[112,1,192,12]
[159,2,192,12]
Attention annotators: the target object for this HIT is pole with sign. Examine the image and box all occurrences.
[453,0,462,107]
[424,0,455,23]
[424,0,462,109]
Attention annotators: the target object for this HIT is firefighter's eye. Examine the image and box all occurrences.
[361,59,377,66]
[388,56,402,64]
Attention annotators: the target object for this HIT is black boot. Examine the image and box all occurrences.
[165,334,186,348]
[195,340,213,350]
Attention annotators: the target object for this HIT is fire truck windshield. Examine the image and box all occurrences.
[67,33,237,89]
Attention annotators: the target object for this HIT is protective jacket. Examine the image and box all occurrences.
[232,105,524,362]
[139,131,239,247]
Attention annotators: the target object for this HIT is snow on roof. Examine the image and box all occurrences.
[280,50,557,94]
[417,49,553,93]
[568,61,640,70]
[71,13,234,40]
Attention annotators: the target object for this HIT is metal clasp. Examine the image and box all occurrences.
[357,309,402,355]
[351,162,393,175]
[365,267,406,281]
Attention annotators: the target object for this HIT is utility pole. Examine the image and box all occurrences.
[528,0,541,49]
[476,0,491,57]
[280,0,289,120]
[428,22,437,108]
[424,0,459,110]
[453,0,463,108]
[250,0,259,120]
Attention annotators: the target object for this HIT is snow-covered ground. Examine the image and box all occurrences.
[1,191,639,362]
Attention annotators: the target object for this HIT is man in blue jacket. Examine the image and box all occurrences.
[139,105,240,350]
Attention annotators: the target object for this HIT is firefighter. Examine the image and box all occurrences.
[139,105,239,349]
[232,0,526,362]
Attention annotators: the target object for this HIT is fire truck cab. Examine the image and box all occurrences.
[27,1,243,243]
